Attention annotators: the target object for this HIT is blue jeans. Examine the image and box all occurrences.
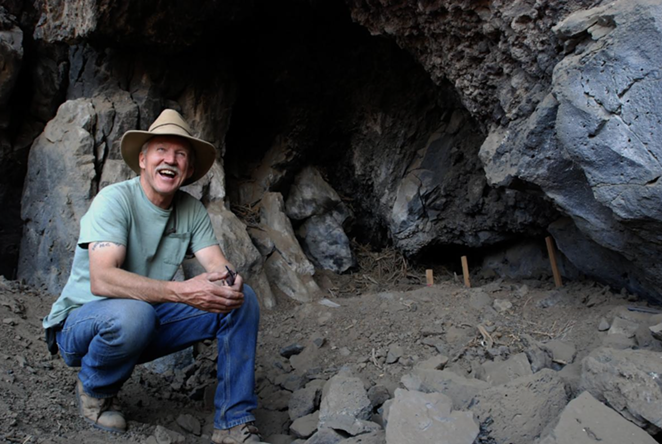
[56,285,260,430]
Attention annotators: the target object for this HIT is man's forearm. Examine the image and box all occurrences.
[90,266,180,303]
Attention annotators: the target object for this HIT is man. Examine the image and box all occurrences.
[42,109,263,444]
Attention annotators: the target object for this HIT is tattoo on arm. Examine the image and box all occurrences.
[91,242,123,251]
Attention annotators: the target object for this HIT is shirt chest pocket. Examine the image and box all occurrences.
[161,232,192,266]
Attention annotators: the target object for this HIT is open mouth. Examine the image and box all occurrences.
[157,169,178,179]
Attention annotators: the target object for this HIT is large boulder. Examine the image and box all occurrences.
[480,0,662,301]
[259,192,321,303]
[388,110,556,254]
[18,99,100,293]
[18,91,144,293]
[318,372,376,436]
[205,202,276,309]
[471,369,568,444]
[385,389,478,444]
[580,347,662,430]
[537,391,657,444]
[286,167,355,273]
[401,368,490,410]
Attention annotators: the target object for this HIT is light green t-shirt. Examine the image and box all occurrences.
[43,177,218,328]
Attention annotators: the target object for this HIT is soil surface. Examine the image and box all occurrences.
[0,265,659,444]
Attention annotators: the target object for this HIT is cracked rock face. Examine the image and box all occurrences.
[480,0,662,300]
[5,0,662,303]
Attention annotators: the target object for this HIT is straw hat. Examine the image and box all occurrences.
[120,109,216,185]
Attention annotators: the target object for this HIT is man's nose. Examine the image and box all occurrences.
[163,150,176,163]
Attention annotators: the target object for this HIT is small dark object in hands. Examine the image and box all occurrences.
[225,265,237,286]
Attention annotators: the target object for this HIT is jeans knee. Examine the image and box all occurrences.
[104,301,158,350]
[241,285,260,323]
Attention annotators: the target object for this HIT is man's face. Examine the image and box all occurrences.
[139,136,194,205]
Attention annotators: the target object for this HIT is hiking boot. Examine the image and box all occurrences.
[75,378,127,433]
[211,422,264,443]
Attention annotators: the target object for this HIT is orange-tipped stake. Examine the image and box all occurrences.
[461,256,471,288]
[545,236,563,288]
[426,269,434,286]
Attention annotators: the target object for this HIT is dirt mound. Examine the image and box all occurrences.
[1,274,661,443]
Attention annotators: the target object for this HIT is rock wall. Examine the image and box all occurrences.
[2,0,662,303]
[348,0,662,300]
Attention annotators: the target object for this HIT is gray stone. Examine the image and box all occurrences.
[481,353,532,386]
[650,323,662,341]
[18,99,100,294]
[598,318,611,331]
[247,227,275,257]
[472,370,568,444]
[543,340,576,365]
[262,388,292,412]
[338,431,385,444]
[176,413,201,436]
[416,355,448,371]
[260,192,321,303]
[298,213,355,273]
[291,411,319,439]
[236,139,298,207]
[385,389,478,444]
[303,428,344,444]
[537,391,657,444]
[385,344,403,365]
[98,159,136,190]
[420,336,445,354]
[281,344,305,358]
[492,299,512,313]
[475,0,662,303]
[285,167,345,221]
[608,317,640,338]
[153,425,185,444]
[277,373,307,392]
[401,368,490,410]
[635,324,661,350]
[318,373,372,435]
[601,333,636,350]
[557,363,582,397]
[367,385,390,410]
[289,385,321,421]
[254,408,290,437]
[580,347,662,429]
[521,334,553,373]
[205,202,276,309]
[468,290,492,310]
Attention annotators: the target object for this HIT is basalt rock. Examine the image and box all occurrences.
[4,0,662,304]
[19,99,102,293]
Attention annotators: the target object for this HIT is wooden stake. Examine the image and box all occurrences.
[461,256,471,288]
[545,236,563,288]
[426,269,434,286]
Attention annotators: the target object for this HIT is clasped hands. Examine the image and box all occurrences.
[178,269,245,313]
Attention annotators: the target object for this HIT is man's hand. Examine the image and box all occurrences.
[175,271,245,313]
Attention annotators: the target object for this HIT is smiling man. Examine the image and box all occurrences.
[42,110,264,443]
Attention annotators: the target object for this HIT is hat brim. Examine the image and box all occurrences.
[120,130,217,185]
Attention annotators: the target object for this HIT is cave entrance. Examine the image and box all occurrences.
[222,0,456,250]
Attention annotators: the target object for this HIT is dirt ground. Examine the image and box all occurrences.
[0,259,660,444]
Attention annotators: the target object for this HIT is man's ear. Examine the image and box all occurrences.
[138,151,146,170]
[185,162,194,180]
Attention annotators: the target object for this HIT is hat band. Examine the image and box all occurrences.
[149,122,192,136]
